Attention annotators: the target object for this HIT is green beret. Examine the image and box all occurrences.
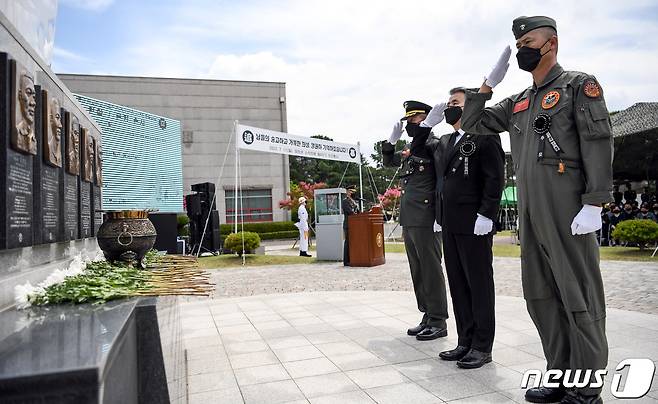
[512,16,557,39]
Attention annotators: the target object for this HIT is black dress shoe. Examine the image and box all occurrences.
[456,348,492,369]
[524,387,566,403]
[300,252,312,257]
[439,345,470,361]
[559,390,602,404]
[415,326,448,341]
[407,323,426,336]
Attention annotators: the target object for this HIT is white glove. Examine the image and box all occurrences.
[388,121,404,144]
[420,102,447,128]
[433,221,442,233]
[571,205,603,235]
[474,214,494,235]
[484,45,512,88]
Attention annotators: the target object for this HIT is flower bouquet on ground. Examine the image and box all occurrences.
[15,251,214,309]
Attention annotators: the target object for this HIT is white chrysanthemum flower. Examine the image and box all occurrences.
[68,255,86,274]
[42,269,66,288]
[68,256,87,276]
[14,253,98,309]
[15,282,38,309]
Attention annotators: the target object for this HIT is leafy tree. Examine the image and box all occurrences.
[289,136,408,208]
[278,181,327,223]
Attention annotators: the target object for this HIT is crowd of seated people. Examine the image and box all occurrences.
[600,185,657,246]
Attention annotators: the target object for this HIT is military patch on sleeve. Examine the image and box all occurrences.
[541,91,560,109]
[513,98,530,114]
[583,80,601,98]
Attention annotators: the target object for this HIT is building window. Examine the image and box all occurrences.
[225,189,273,223]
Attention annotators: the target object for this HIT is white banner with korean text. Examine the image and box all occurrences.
[236,124,360,163]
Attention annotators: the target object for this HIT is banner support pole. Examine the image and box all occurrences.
[357,142,364,211]
[234,120,239,233]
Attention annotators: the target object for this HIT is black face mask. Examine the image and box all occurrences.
[444,106,463,125]
[405,122,431,138]
[516,39,551,72]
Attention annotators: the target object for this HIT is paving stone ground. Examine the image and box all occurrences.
[180,291,658,404]
[180,243,658,403]
[195,253,658,315]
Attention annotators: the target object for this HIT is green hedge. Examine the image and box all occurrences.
[220,230,298,243]
[219,221,298,235]
[260,230,299,240]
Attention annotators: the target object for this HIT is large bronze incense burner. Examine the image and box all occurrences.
[97,210,157,268]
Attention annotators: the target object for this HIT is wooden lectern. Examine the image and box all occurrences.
[347,206,385,267]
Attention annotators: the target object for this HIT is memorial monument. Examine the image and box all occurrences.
[0,6,185,401]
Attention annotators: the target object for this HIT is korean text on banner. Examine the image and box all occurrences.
[236,124,359,163]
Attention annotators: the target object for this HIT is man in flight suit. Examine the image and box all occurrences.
[382,101,449,341]
[460,16,613,404]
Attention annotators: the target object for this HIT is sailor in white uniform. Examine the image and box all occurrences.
[296,197,312,257]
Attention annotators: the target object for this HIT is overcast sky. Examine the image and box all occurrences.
[54,0,658,156]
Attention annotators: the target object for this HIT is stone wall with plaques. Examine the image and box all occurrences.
[92,132,103,236]
[0,55,35,249]
[32,85,64,244]
[0,12,104,311]
[78,127,93,239]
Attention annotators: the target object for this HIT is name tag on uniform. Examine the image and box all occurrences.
[513,98,529,114]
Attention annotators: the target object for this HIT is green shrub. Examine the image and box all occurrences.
[611,219,658,250]
[177,214,190,236]
[223,232,261,255]
[220,230,299,243]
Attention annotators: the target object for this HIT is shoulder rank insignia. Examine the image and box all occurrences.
[541,91,560,109]
[583,80,601,98]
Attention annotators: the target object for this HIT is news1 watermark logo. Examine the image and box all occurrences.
[521,359,656,399]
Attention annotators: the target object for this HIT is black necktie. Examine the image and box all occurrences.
[448,131,459,150]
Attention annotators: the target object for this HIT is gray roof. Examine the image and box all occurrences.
[611,102,658,137]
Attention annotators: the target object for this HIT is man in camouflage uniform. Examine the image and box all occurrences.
[460,16,613,404]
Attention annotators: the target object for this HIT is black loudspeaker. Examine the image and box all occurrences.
[185,194,201,217]
[194,185,215,213]
[188,183,221,254]
[191,210,220,252]
[149,213,178,254]
[191,182,215,194]
[203,210,221,251]
[199,191,216,212]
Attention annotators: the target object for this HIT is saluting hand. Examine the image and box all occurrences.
[484,45,512,88]
[420,102,447,128]
[389,121,404,144]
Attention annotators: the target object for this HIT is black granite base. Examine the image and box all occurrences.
[0,297,185,404]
